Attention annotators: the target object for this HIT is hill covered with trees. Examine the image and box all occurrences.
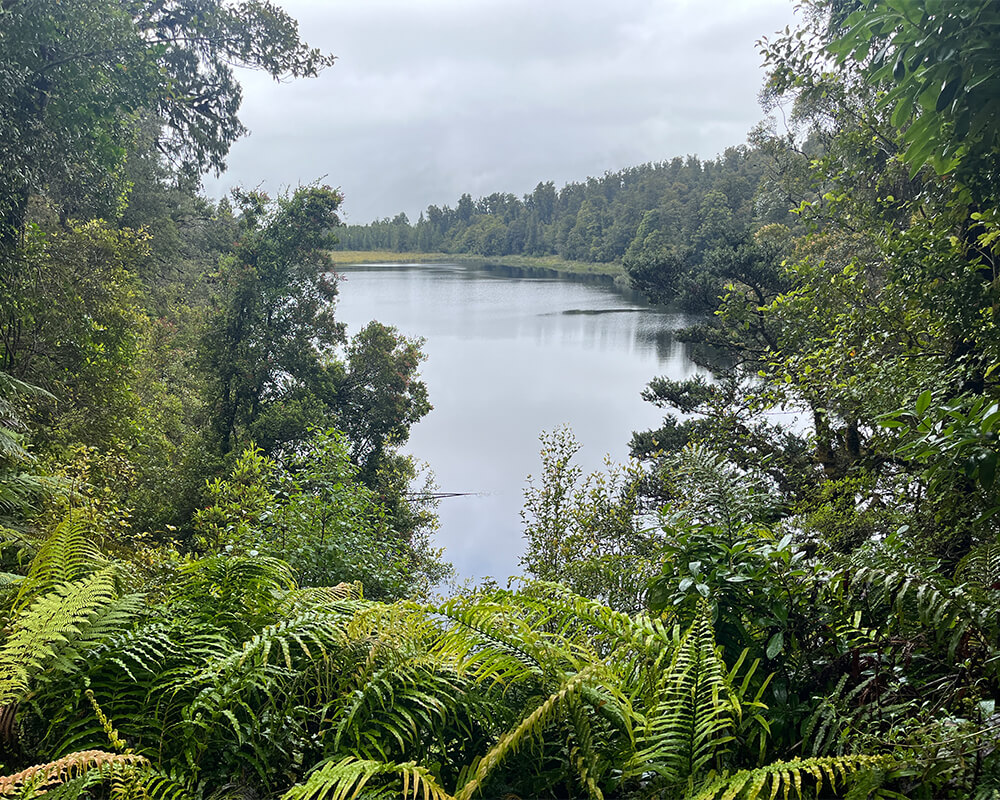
[1,0,999,799]
[334,142,807,311]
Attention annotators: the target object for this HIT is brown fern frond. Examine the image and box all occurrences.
[0,750,147,796]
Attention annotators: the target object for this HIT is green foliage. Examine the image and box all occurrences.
[283,757,452,800]
[335,150,776,311]
[520,427,659,612]
[1,0,998,796]
[687,754,894,800]
[202,186,346,456]
[1,221,148,452]
[340,322,431,479]
[0,498,902,800]
[827,0,1000,191]
[0,372,54,519]
[194,434,448,599]
[0,0,334,244]
[0,750,150,798]
[882,393,1000,522]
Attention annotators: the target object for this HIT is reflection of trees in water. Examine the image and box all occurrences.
[632,318,724,371]
[634,323,680,363]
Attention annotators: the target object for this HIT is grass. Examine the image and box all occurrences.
[329,250,624,280]
[330,249,454,265]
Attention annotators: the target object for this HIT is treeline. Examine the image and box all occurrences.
[337,150,763,259]
[335,144,805,308]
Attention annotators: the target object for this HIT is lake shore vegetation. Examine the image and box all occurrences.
[1,0,998,798]
[331,250,624,280]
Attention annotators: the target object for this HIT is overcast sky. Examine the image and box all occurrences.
[203,0,799,224]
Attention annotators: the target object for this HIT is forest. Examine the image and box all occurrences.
[0,0,999,798]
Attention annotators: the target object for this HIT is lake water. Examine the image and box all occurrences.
[333,261,707,584]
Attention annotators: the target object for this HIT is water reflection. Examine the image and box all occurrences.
[332,261,710,584]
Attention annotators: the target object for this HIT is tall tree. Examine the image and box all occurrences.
[202,186,345,455]
[0,0,334,248]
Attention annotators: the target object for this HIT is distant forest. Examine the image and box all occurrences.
[334,138,811,309]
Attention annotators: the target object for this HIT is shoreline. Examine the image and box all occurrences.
[329,249,624,281]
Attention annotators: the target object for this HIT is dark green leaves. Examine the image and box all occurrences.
[828,0,1000,186]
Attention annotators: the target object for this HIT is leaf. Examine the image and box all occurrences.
[936,75,962,113]
[915,390,932,416]
[765,632,784,660]
[978,452,997,490]
[891,94,914,127]
[893,54,906,81]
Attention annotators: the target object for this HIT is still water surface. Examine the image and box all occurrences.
[333,262,706,584]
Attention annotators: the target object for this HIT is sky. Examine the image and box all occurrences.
[203,0,800,225]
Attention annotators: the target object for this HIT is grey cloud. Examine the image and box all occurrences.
[204,0,799,222]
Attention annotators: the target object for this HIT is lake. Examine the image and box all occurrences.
[332,261,707,584]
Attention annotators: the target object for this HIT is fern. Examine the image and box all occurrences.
[667,445,779,538]
[845,543,991,660]
[566,693,605,800]
[0,569,129,706]
[333,653,469,760]
[12,510,107,613]
[432,594,548,687]
[626,611,737,790]
[0,750,148,797]
[685,754,894,800]
[283,756,454,800]
[454,669,593,800]
[955,541,1000,592]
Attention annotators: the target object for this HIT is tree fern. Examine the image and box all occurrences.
[176,554,297,632]
[666,445,779,538]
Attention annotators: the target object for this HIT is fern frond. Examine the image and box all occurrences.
[0,750,147,796]
[432,595,547,687]
[282,756,454,800]
[177,554,297,623]
[519,580,677,656]
[566,693,605,800]
[13,510,107,612]
[847,552,985,659]
[117,766,193,800]
[454,668,593,800]
[334,651,472,760]
[277,582,364,616]
[955,541,1000,591]
[0,570,123,705]
[685,754,894,800]
[625,611,736,788]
